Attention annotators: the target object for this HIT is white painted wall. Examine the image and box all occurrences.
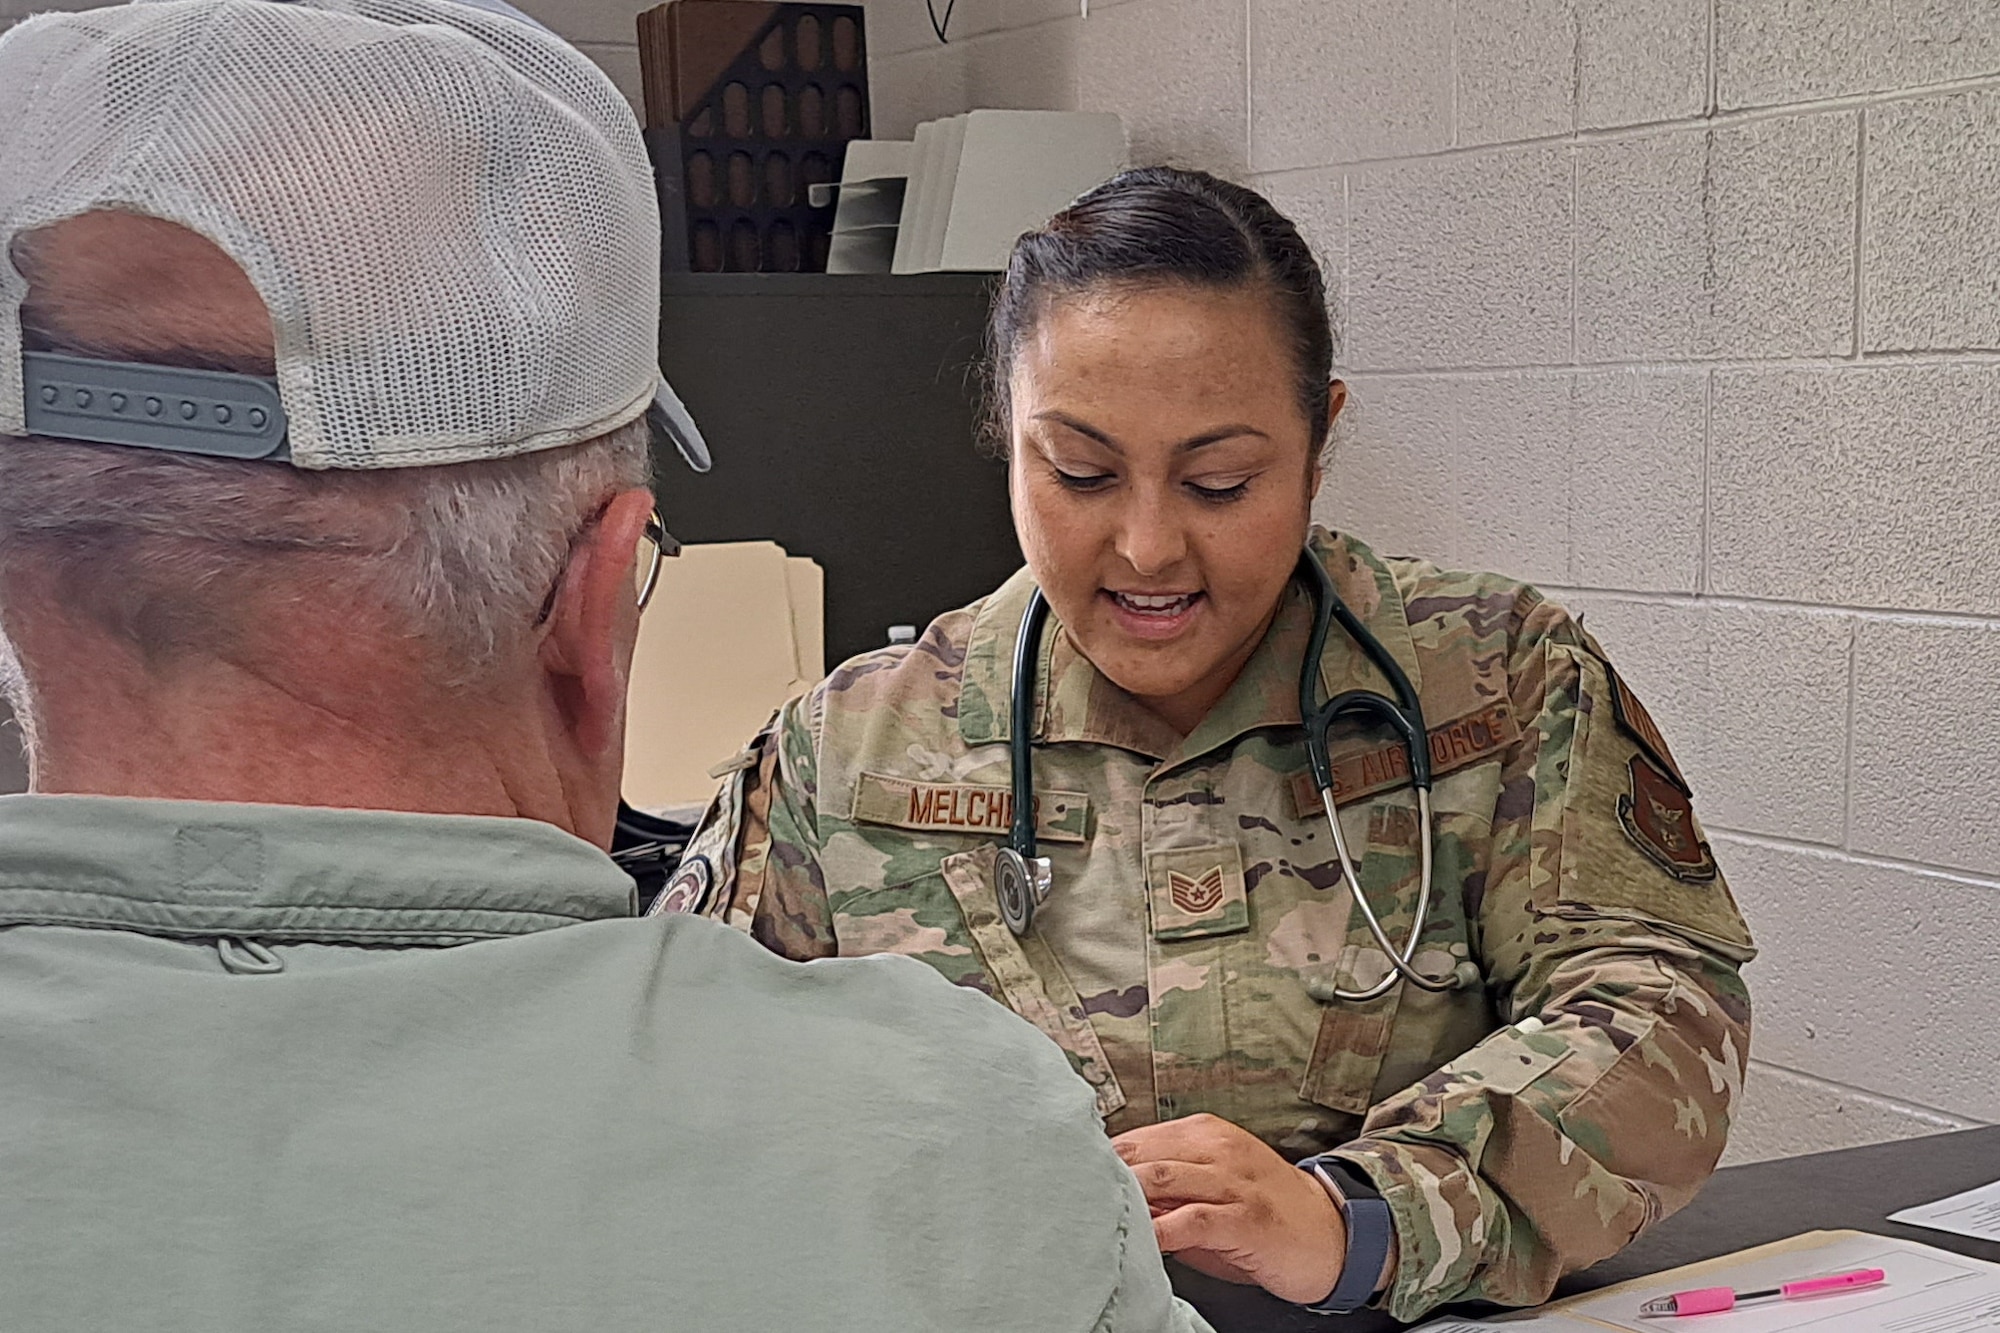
[866,0,2000,1164]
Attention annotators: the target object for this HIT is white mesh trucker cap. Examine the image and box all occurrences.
[0,0,710,472]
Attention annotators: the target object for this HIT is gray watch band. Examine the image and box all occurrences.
[1296,1154,1393,1316]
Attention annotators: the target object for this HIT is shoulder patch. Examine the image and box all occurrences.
[655,853,714,915]
[1617,755,1718,882]
[1606,663,1690,795]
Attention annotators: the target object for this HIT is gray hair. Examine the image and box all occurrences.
[0,611,28,754]
[0,214,654,748]
[0,421,653,728]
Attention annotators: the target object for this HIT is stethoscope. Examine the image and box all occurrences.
[994,550,1461,1001]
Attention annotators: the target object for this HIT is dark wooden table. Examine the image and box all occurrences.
[1180,1125,2000,1331]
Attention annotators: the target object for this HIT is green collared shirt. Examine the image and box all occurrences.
[0,795,1208,1333]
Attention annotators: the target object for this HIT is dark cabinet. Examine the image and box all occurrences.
[655,273,1021,670]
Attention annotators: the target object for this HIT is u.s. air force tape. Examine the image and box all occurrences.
[1289,701,1520,817]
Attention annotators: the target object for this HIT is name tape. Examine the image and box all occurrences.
[851,773,1091,843]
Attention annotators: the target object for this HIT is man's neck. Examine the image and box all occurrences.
[23,652,583,836]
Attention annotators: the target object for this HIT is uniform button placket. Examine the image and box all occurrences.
[1142,779,1176,1121]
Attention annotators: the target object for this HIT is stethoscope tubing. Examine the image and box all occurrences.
[1003,547,1459,998]
[1010,590,1051,865]
[997,591,1055,936]
[1317,784,1455,998]
[1296,554,1457,997]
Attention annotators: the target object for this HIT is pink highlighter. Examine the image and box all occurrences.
[1639,1267,1887,1318]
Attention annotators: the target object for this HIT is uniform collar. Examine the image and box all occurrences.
[958,528,1423,769]
[0,795,637,944]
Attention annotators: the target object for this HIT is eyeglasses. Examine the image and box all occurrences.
[536,506,679,628]
[635,509,678,611]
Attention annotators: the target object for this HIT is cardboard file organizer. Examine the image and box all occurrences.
[637,1,869,272]
[899,111,1124,272]
[809,111,1126,275]
[809,139,911,275]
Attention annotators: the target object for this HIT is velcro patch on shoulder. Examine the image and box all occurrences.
[654,854,714,915]
[850,772,1090,843]
[1290,701,1520,818]
[1606,664,1689,795]
[1617,755,1718,882]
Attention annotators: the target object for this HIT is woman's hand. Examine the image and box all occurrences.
[1112,1113,1347,1306]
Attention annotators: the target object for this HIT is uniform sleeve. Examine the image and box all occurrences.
[1331,598,1756,1322]
[680,691,838,959]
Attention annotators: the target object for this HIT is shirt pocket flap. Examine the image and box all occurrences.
[935,845,1128,1118]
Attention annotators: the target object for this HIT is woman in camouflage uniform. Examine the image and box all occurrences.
[678,169,1754,1323]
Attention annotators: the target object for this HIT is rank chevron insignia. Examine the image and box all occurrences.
[1168,866,1226,915]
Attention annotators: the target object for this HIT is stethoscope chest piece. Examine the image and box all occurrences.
[995,847,1052,937]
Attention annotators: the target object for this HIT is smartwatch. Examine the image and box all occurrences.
[1294,1153,1394,1316]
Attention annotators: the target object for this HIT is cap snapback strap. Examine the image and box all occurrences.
[22,351,290,461]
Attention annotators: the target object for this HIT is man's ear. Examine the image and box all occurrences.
[537,488,655,762]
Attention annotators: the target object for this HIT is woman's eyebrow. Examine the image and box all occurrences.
[1033,410,1122,451]
[1176,425,1270,452]
[1031,411,1270,453]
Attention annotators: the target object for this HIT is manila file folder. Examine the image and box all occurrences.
[622,540,825,811]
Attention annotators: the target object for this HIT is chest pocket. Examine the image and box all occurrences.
[829,844,1127,1119]
[1298,793,1492,1116]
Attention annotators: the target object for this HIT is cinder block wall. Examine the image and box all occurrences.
[868,0,2000,1164]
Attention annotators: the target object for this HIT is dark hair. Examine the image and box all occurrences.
[982,166,1336,455]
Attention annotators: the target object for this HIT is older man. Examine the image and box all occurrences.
[0,4,1209,1331]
